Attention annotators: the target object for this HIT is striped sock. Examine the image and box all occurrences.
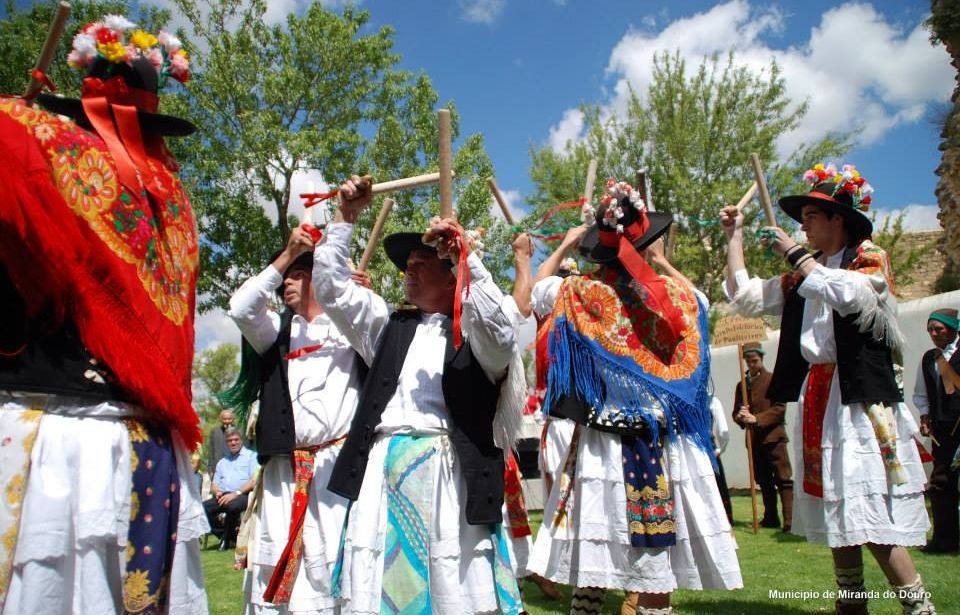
[835,564,867,612]
[895,576,936,615]
[570,587,606,615]
[636,607,672,615]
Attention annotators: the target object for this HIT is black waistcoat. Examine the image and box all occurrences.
[328,310,505,525]
[253,310,296,463]
[766,245,902,406]
[921,348,960,424]
[253,310,370,464]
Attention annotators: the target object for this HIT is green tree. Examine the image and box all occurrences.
[193,342,240,425]
[0,1,170,97]
[163,0,505,310]
[525,52,850,303]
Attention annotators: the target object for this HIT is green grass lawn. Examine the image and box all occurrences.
[201,495,957,614]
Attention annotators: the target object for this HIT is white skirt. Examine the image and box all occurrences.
[243,444,350,614]
[528,427,742,593]
[790,370,929,548]
[0,392,208,615]
[334,433,506,614]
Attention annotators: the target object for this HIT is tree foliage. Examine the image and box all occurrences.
[192,342,239,424]
[162,0,505,310]
[525,52,850,304]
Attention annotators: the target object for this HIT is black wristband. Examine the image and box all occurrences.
[786,245,811,267]
[793,254,814,270]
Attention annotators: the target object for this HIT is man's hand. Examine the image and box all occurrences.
[561,225,588,251]
[217,491,240,506]
[350,270,373,290]
[920,414,931,438]
[758,225,797,257]
[736,405,758,425]
[719,205,744,242]
[423,217,469,263]
[285,225,316,258]
[512,232,534,261]
[646,236,667,266]
[337,174,373,223]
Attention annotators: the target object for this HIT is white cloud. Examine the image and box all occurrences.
[489,187,528,223]
[460,0,506,24]
[873,203,943,232]
[194,307,239,352]
[550,1,952,157]
[548,108,585,152]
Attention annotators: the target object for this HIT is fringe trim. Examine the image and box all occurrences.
[493,349,525,451]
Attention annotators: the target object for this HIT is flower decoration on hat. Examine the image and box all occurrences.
[600,179,645,234]
[801,163,874,211]
[68,15,190,85]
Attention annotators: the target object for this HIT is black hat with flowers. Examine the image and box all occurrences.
[37,15,194,136]
[579,179,673,264]
[779,163,873,242]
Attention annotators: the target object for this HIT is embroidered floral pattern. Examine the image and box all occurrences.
[0,99,198,325]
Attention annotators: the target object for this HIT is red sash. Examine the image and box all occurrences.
[802,364,835,498]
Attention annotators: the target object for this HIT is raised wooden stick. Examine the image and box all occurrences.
[358,197,395,271]
[734,182,759,212]
[635,168,652,210]
[24,2,71,102]
[665,223,678,261]
[738,343,760,535]
[486,177,515,226]
[583,159,598,202]
[372,171,452,195]
[438,109,453,219]
[749,154,778,226]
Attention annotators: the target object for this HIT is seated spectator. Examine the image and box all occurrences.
[204,427,257,549]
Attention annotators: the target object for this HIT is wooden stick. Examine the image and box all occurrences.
[734,182,759,212]
[358,198,395,271]
[665,223,678,261]
[749,154,777,226]
[486,177,515,226]
[738,343,759,535]
[371,171,452,195]
[438,109,453,219]
[583,159,598,202]
[24,2,71,102]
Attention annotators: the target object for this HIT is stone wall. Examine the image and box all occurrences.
[896,230,947,300]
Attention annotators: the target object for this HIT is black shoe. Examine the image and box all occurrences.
[759,518,781,529]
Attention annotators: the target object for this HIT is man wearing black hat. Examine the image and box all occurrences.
[527,181,741,615]
[309,176,523,613]
[913,308,960,554]
[721,164,934,615]
[732,342,794,532]
[224,225,372,610]
[0,17,207,614]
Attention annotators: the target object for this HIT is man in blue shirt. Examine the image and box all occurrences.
[204,426,257,549]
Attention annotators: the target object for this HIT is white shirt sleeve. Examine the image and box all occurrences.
[531,276,563,320]
[460,252,518,381]
[912,360,930,417]
[796,263,887,318]
[711,396,730,455]
[227,265,283,355]
[312,222,391,366]
[724,269,784,318]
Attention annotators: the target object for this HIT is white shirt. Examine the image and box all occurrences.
[913,338,958,417]
[227,265,362,447]
[313,222,517,436]
[710,396,730,455]
[725,248,895,365]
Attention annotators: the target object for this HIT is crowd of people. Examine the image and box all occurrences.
[0,13,954,615]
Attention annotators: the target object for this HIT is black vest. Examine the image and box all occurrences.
[921,348,960,424]
[767,245,902,405]
[328,310,505,525]
[253,311,368,464]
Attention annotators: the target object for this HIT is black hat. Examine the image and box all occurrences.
[742,341,766,357]
[579,182,672,264]
[383,232,438,271]
[38,56,195,136]
[779,165,874,242]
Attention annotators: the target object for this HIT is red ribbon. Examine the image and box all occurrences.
[284,343,323,361]
[299,223,322,243]
[299,190,339,210]
[30,69,57,93]
[597,218,684,342]
[452,227,471,350]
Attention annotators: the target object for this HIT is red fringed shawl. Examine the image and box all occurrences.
[0,98,200,447]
